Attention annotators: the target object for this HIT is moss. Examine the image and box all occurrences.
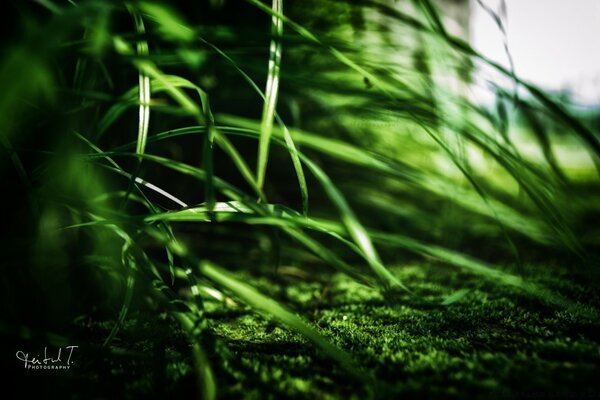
[64,262,600,399]
[204,263,600,399]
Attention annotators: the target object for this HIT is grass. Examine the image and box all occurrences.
[1,0,599,398]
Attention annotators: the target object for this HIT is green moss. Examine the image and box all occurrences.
[202,263,600,398]
[68,262,600,399]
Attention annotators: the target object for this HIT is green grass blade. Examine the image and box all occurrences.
[198,260,367,383]
[199,90,216,212]
[214,133,267,202]
[103,243,136,346]
[246,0,392,97]
[521,102,568,182]
[198,37,308,214]
[75,131,189,207]
[127,5,151,156]
[176,313,217,400]
[111,39,265,203]
[137,1,195,43]
[256,0,283,190]
[281,126,309,215]
[301,157,405,291]
[118,6,152,210]
[144,202,373,285]
[101,152,248,200]
[113,37,200,116]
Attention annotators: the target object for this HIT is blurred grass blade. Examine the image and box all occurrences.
[441,288,470,306]
[415,0,600,164]
[137,1,195,42]
[103,152,248,199]
[521,103,567,182]
[176,313,217,400]
[192,337,217,400]
[215,133,267,202]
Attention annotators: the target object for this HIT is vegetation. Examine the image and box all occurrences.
[1,0,599,398]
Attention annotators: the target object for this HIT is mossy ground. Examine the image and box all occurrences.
[12,263,600,399]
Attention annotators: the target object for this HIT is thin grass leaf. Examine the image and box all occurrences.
[215,133,267,202]
[75,131,189,207]
[198,37,308,214]
[301,156,406,291]
[144,202,374,285]
[118,7,152,211]
[103,243,136,346]
[246,0,394,98]
[113,37,200,116]
[256,0,283,190]
[521,103,568,182]
[199,90,216,212]
[127,6,151,156]
[176,314,217,400]
[137,1,195,43]
[111,39,266,202]
[441,288,470,306]
[475,0,518,103]
[199,259,367,382]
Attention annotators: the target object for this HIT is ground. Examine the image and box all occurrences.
[10,262,600,399]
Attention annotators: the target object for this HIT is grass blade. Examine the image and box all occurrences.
[198,259,367,382]
[198,37,308,214]
[127,5,151,156]
[256,0,283,190]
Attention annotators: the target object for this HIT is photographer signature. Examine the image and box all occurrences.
[16,346,78,369]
